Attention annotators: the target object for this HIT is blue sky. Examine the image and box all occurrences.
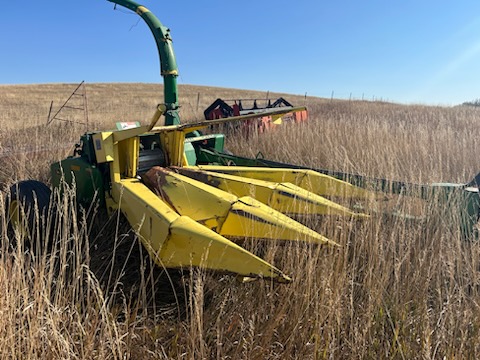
[2,1,480,105]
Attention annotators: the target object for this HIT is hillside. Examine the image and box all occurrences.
[0,83,313,130]
[1,82,479,186]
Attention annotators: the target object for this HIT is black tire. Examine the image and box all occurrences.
[6,180,52,253]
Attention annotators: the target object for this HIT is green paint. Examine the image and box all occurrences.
[51,157,106,208]
[108,0,180,125]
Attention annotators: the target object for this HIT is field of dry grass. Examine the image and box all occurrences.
[2,82,480,358]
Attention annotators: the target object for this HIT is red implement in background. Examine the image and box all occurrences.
[204,97,308,134]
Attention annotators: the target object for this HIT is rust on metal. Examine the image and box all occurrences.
[172,166,221,188]
[141,166,178,212]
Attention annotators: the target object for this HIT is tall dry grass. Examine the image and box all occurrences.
[1,83,480,358]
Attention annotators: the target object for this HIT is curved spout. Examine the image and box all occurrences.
[108,0,180,125]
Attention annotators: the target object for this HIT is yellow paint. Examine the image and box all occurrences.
[136,5,149,15]
[159,128,187,167]
[271,114,283,125]
[110,178,291,282]
[92,132,114,163]
[176,167,368,217]
[87,105,348,282]
[147,104,167,131]
[161,70,179,76]
[118,137,139,178]
[221,196,336,245]
[196,165,376,199]
[144,167,336,245]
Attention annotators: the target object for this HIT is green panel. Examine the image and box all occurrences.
[196,147,262,166]
[51,157,105,208]
[186,134,226,164]
[209,134,225,152]
[184,142,197,166]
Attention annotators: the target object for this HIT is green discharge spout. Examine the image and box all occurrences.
[108,0,180,125]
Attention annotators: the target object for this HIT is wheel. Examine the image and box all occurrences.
[6,180,52,252]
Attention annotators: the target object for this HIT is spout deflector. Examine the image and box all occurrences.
[108,0,180,125]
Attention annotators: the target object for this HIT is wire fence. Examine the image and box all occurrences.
[309,91,393,103]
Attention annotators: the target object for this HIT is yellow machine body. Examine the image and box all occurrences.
[87,108,369,282]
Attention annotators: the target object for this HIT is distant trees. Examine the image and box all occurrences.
[462,99,480,107]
